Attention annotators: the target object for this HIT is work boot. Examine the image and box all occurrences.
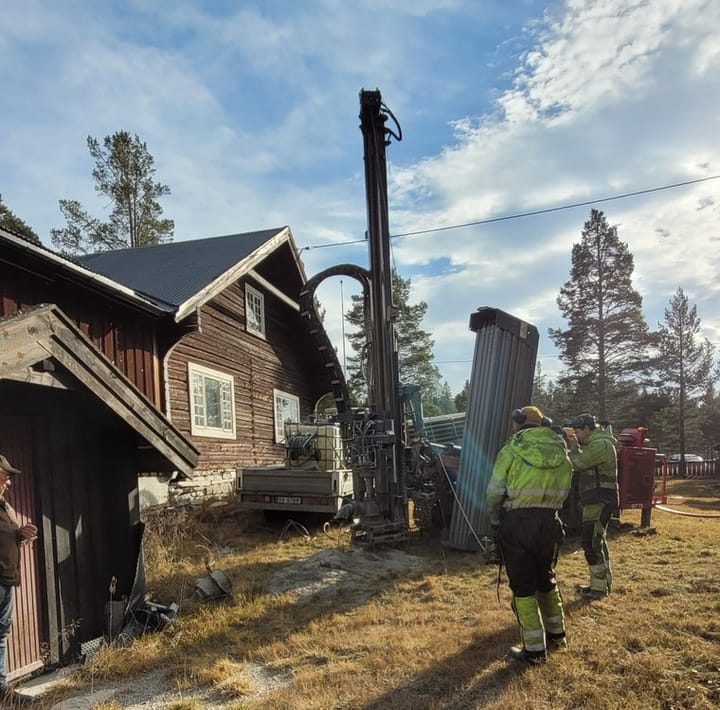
[546,631,568,651]
[578,585,607,600]
[508,645,547,664]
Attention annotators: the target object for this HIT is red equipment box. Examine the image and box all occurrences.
[618,445,656,509]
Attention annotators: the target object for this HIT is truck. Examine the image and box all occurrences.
[238,423,353,516]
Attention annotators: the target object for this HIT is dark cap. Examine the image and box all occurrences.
[570,413,596,430]
[0,454,21,476]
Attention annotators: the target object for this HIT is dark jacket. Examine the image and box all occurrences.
[0,499,21,587]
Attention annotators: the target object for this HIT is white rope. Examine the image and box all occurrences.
[654,504,720,519]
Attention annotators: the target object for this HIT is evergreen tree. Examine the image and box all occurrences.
[425,381,456,417]
[549,209,650,421]
[654,287,714,472]
[0,194,40,244]
[345,268,441,406]
[454,380,470,413]
[698,382,720,460]
[51,131,174,255]
[531,364,578,427]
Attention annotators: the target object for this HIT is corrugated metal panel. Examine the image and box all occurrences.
[423,413,466,448]
[446,308,539,551]
[407,412,466,448]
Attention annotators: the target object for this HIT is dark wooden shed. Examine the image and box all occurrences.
[0,305,198,679]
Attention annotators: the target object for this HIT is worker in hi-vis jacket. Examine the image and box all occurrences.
[567,413,619,601]
[485,406,573,665]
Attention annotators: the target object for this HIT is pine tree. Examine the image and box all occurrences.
[345,268,441,407]
[654,287,714,472]
[698,382,720,460]
[454,380,470,413]
[0,194,40,243]
[425,381,456,417]
[51,131,174,255]
[549,209,650,421]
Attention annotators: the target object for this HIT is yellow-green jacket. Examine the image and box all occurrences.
[569,425,619,506]
[485,426,573,526]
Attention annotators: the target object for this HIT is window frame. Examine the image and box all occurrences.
[245,283,266,338]
[273,388,300,444]
[188,362,237,439]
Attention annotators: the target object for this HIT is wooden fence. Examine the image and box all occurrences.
[664,460,718,479]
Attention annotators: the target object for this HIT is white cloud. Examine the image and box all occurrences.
[2,0,720,397]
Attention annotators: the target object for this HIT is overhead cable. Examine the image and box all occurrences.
[298,174,720,252]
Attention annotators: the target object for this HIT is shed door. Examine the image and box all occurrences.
[0,415,44,680]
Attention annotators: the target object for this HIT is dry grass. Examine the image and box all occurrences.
[33,479,720,709]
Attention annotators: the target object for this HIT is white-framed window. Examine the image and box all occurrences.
[188,363,236,439]
[245,283,265,337]
[274,389,300,444]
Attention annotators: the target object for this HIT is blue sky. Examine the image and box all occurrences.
[2,0,719,397]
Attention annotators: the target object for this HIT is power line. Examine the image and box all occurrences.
[298,174,720,252]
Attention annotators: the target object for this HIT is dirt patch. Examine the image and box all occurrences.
[267,547,428,605]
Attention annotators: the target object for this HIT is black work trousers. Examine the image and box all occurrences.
[499,509,565,597]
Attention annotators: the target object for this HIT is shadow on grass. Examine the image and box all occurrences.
[357,599,595,710]
[136,509,618,707]
[356,627,530,710]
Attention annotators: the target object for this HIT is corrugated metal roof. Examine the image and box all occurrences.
[78,228,285,308]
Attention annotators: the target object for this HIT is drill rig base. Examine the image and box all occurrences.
[350,520,409,549]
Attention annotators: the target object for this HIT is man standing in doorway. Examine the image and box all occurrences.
[0,454,37,701]
[568,414,619,600]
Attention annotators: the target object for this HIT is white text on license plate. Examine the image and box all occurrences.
[275,496,302,504]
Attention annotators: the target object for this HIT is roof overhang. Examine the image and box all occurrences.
[0,227,174,316]
[0,304,198,475]
[174,226,306,321]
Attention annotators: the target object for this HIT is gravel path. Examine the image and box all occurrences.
[45,663,291,709]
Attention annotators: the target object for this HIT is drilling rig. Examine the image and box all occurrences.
[241,89,536,547]
[298,89,412,546]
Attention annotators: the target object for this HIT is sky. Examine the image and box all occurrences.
[2,0,719,398]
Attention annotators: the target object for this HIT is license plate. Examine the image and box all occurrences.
[275,496,302,505]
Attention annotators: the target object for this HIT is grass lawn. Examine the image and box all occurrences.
[39,477,720,709]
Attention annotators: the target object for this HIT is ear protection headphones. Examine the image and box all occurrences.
[511,406,549,427]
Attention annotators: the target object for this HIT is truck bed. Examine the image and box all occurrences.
[238,465,354,514]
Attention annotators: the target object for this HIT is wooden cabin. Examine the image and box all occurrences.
[0,224,342,676]
[80,227,343,503]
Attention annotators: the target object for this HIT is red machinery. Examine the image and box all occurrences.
[617,427,667,527]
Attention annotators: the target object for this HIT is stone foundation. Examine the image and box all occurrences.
[168,469,238,505]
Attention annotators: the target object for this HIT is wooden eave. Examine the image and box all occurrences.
[0,304,198,476]
[174,226,306,321]
[0,227,174,316]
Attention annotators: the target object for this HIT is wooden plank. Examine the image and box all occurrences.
[1,306,197,474]
[47,325,196,473]
[32,413,61,665]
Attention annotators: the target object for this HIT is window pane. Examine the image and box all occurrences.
[274,390,300,442]
[192,373,205,426]
[188,364,236,439]
[246,285,265,335]
[204,378,222,428]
